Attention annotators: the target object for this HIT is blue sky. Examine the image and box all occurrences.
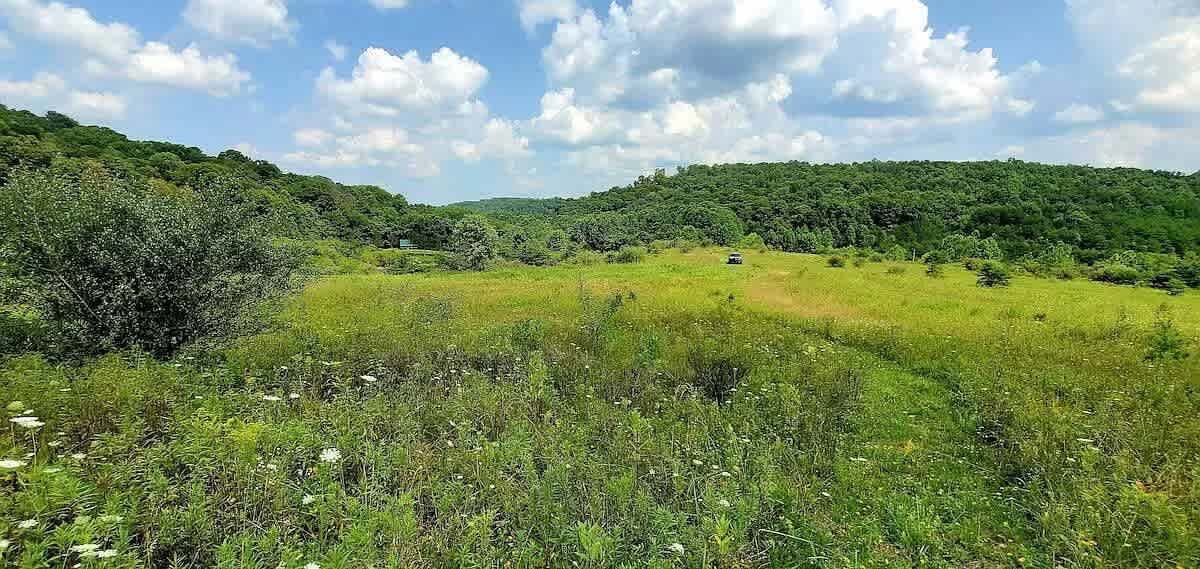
[0,0,1197,204]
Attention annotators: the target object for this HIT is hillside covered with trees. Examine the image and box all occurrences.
[3,104,1199,282]
[460,162,1200,263]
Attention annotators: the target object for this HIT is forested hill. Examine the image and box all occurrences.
[3,103,1199,262]
[459,162,1200,262]
[0,104,428,248]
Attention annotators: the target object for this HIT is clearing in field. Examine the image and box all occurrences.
[2,250,1198,568]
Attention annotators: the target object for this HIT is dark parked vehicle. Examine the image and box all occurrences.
[727,252,743,265]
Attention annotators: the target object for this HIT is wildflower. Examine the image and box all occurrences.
[319,448,341,464]
[0,459,26,469]
[361,375,378,383]
[48,441,62,448]
[305,563,321,569]
[718,499,731,508]
[302,494,316,505]
[70,544,100,554]
[719,471,732,477]
[10,416,44,429]
[692,459,703,466]
[668,542,685,555]
[94,550,118,559]
[99,515,123,523]
[44,467,63,474]
[71,453,86,460]
[17,519,37,529]
[289,393,301,400]
[0,539,9,550]
[263,395,282,402]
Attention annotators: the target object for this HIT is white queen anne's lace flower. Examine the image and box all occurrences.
[10,416,44,428]
[668,542,685,555]
[70,544,101,554]
[0,459,27,469]
[17,519,37,529]
[305,563,321,569]
[319,448,341,464]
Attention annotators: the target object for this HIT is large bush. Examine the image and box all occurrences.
[0,169,296,356]
[449,214,499,271]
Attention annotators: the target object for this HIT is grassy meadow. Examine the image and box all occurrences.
[2,248,1198,568]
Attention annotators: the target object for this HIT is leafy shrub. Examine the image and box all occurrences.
[606,246,647,264]
[977,261,1011,288]
[566,250,606,266]
[0,169,296,356]
[925,262,945,278]
[1091,263,1141,285]
[963,258,983,271]
[827,256,845,268]
[884,245,908,262]
[738,232,767,251]
[885,265,906,275]
[852,256,867,268]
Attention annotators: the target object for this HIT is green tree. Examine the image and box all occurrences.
[977,261,1011,288]
[451,215,499,271]
[0,169,296,356]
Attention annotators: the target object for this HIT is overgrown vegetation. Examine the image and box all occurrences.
[1,105,1199,568]
[0,169,296,356]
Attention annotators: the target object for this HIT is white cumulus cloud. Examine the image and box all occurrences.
[317,47,488,114]
[183,0,295,47]
[0,0,251,96]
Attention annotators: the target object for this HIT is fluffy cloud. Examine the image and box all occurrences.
[523,0,1034,182]
[0,72,65,99]
[1053,103,1106,124]
[183,0,295,47]
[0,72,125,120]
[65,90,127,119]
[1028,122,1200,172]
[1116,25,1200,113]
[126,43,250,96]
[317,47,488,114]
[1067,0,1200,114]
[289,46,533,179]
[517,0,579,33]
[0,0,251,95]
[0,0,139,61]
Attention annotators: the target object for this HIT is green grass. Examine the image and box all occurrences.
[1,249,1197,567]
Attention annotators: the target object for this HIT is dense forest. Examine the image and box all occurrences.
[3,104,1199,284]
[459,163,1200,263]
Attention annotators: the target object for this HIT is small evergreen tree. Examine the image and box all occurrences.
[977,261,1011,288]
